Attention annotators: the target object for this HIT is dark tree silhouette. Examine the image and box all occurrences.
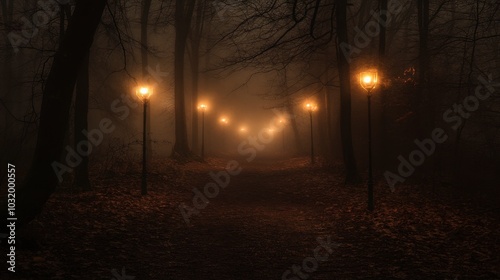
[74,53,91,191]
[378,0,390,168]
[335,0,359,183]
[1,0,107,228]
[188,0,206,155]
[172,0,196,158]
[417,0,431,132]
[0,0,15,181]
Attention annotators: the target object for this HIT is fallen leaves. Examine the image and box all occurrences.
[1,157,498,279]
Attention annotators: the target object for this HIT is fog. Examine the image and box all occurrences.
[0,1,499,279]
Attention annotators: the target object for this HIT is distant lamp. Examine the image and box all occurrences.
[135,85,153,195]
[305,103,317,112]
[198,104,208,160]
[278,119,287,151]
[220,117,229,125]
[304,102,317,164]
[198,104,208,111]
[359,69,378,212]
[219,117,229,151]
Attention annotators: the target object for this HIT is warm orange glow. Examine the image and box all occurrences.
[220,117,229,125]
[359,70,378,91]
[305,103,317,112]
[135,86,153,102]
[198,104,208,111]
[239,126,248,133]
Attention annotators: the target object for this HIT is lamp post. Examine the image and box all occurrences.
[359,70,378,211]
[136,86,152,195]
[198,104,208,160]
[305,103,317,164]
[219,116,229,151]
[279,119,286,152]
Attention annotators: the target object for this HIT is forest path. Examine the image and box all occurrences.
[166,157,340,279]
[4,157,498,280]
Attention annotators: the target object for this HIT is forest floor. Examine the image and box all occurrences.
[1,156,499,280]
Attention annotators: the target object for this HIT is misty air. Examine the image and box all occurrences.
[0,0,499,279]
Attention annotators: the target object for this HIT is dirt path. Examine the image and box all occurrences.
[167,158,341,279]
[2,157,498,280]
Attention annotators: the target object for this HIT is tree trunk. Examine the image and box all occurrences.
[189,1,205,155]
[0,0,107,229]
[172,0,196,158]
[0,0,14,174]
[324,49,337,165]
[190,51,200,154]
[417,0,430,133]
[335,0,359,183]
[74,53,91,191]
[378,0,389,168]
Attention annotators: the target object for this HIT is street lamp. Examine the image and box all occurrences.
[135,86,153,195]
[359,69,378,211]
[219,116,229,151]
[239,126,248,135]
[305,103,317,164]
[267,127,275,133]
[198,104,208,160]
[219,117,229,126]
[279,119,286,151]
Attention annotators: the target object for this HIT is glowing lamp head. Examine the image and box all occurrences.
[198,104,208,111]
[135,86,153,102]
[239,126,247,134]
[359,70,378,91]
[305,103,317,112]
[220,117,229,125]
